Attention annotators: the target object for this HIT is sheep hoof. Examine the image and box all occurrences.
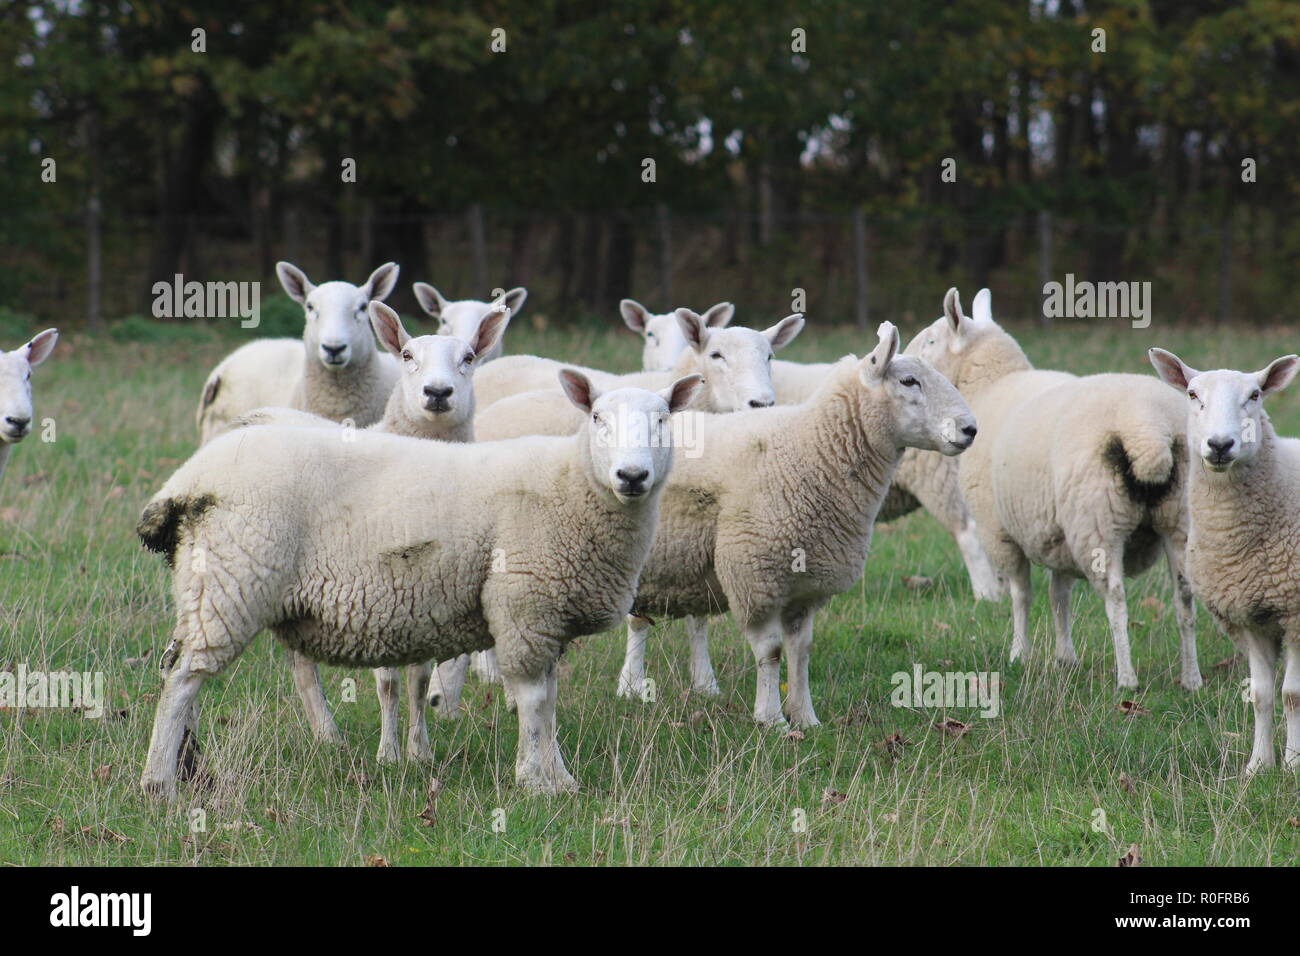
[140,777,177,801]
[517,770,579,795]
[755,713,788,729]
[1181,673,1204,691]
[615,674,644,699]
[787,712,821,729]
[407,741,434,762]
[692,681,721,697]
[1117,675,1139,690]
[314,726,344,746]
[1054,653,1079,668]
[375,743,400,764]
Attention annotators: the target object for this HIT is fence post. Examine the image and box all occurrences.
[853,207,868,329]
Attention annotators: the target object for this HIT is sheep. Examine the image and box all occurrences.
[620,299,734,371]
[618,306,1001,601]
[137,369,705,797]
[471,323,977,722]
[236,300,512,761]
[413,283,527,364]
[1149,347,1300,773]
[472,309,804,413]
[195,261,401,443]
[0,329,58,489]
[910,287,1201,690]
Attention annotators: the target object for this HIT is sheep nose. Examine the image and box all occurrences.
[748,398,774,409]
[424,385,454,400]
[1207,436,1235,454]
[321,343,347,359]
[616,467,649,490]
[961,424,978,439]
[5,416,30,430]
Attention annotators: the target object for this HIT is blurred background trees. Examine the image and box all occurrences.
[3,0,1299,327]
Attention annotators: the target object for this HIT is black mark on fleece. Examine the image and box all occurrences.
[137,494,217,567]
[1102,434,1178,508]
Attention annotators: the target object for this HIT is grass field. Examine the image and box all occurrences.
[1,312,1298,866]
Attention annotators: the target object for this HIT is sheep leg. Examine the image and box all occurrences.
[373,667,401,763]
[1007,561,1033,663]
[781,612,820,728]
[956,516,1004,602]
[429,654,469,718]
[470,649,502,685]
[405,662,434,761]
[1093,552,1137,689]
[686,616,719,696]
[745,619,785,727]
[141,647,206,799]
[1282,638,1300,772]
[1163,539,1202,691]
[286,648,342,744]
[1243,631,1278,775]
[1049,571,1077,666]
[505,660,577,794]
[616,614,652,700]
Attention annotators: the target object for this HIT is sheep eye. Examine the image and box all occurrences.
[1187,390,1197,401]
[1249,390,1260,402]
[710,352,723,360]
[401,350,412,361]
[900,376,919,387]
[463,353,474,364]
[647,332,656,340]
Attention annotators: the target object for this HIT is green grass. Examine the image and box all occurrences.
[1,315,1298,865]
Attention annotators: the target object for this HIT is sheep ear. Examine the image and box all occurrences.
[860,321,901,384]
[1148,348,1198,391]
[1256,354,1300,397]
[362,262,400,302]
[369,302,410,356]
[558,369,599,414]
[24,328,58,367]
[943,287,964,333]
[620,299,651,335]
[702,302,735,328]
[501,287,528,318]
[764,314,805,351]
[660,374,705,413]
[971,288,993,325]
[472,303,512,359]
[276,261,314,304]
[413,282,449,320]
[675,309,708,351]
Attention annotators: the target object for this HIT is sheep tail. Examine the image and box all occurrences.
[137,492,216,567]
[1102,414,1180,507]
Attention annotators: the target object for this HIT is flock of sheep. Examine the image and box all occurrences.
[2,259,1296,798]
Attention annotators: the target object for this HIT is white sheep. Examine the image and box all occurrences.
[620,299,734,371]
[472,309,804,413]
[0,329,58,489]
[472,323,976,723]
[1149,347,1300,773]
[236,300,512,761]
[195,261,401,443]
[138,370,704,797]
[413,283,527,364]
[912,287,1201,690]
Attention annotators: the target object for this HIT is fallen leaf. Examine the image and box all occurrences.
[903,575,933,592]
[417,779,443,827]
[264,807,286,823]
[364,854,390,867]
[1287,817,1300,828]
[821,788,848,807]
[125,649,153,668]
[882,812,900,823]
[106,486,127,500]
[79,825,130,844]
[347,771,372,789]
[782,729,806,742]
[1118,772,1137,794]
[1214,654,1243,670]
[20,473,49,486]
[934,717,971,739]
[1118,700,1150,717]
[874,733,910,757]
[1139,596,1164,612]
[0,507,20,522]
[1117,844,1142,867]
[92,764,113,784]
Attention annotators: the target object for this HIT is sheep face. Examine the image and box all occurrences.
[0,329,57,443]
[675,309,803,411]
[413,284,527,365]
[1149,348,1299,473]
[621,299,734,372]
[860,322,976,456]
[276,261,399,371]
[559,372,704,503]
[371,301,511,425]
